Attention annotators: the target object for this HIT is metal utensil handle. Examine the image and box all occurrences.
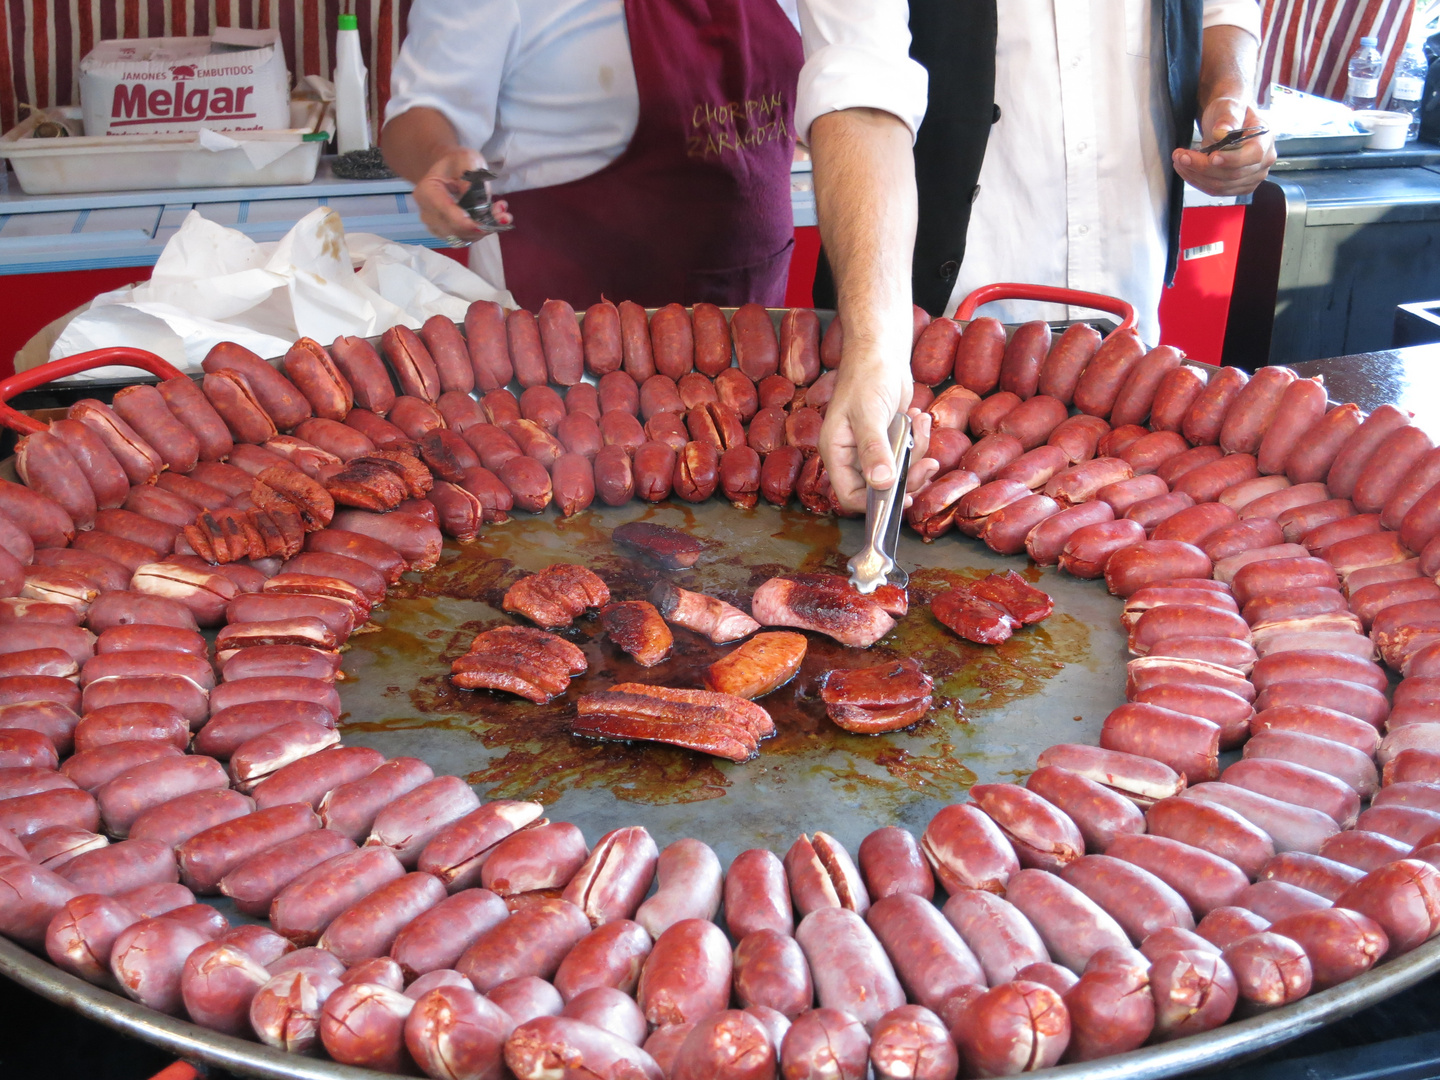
[882,426,913,562]
[0,347,184,435]
[954,283,1137,333]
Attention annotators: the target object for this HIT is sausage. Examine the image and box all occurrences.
[1223,755,1362,828]
[386,886,510,982]
[1037,322,1102,405]
[1355,803,1440,847]
[1118,430,1189,478]
[731,927,815,1018]
[547,917,652,1004]
[1024,501,1115,566]
[0,787,99,840]
[1277,498,1356,544]
[0,729,58,771]
[959,433,1024,484]
[13,431,97,532]
[1125,656,1253,703]
[194,700,335,761]
[910,318,961,386]
[1072,329,1146,418]
[537,299,585,386]
[94,753,228,837]
[1148,948,1237,1040]
[1111,345,1185,429]
[507,1015,664,1080]
[1333,859,1440,956]
[1132,682,1252,748]
[994,444,1067,490]
[1061,853,1194,952]
[1325,406,1414,503]
[1102,540,1211,599]
[998,320,1052,399]
[1216,366,1296,456]
[1058,519,1147,579]
[1105,834,1249,918]
[1350,425,1435,516]
[317,979,417,1072]
[966,782,1083,873]
[1254,678,1387,728]
[403,983,511,1079]
[968,392,1022,439]
[1268,908,1387,990]
[202,341,311,429]
[866,893,984,1009]
[856,826,935,904]
[632,441,677,503]
[633,837,722,939]
[1024,765,1145,853]
[950,980,1070,1075]
[1041,417,1105,470]
[218,829,358,917]
[559,825,657,927]
[176,801,321,896]
[1043,457,1134,507]
[67,399,165,486]
[997,395,1068,451]
[1229,555,1338,609]
[249,745,384,813]
[45,422,127,523]
[728,303,778,381]
[1000,868,1130,975]
[1243,729,1378,796]
[459,300,512,392]
[1149,365,1208,434]
[794,906,904,1031]
[720,848,795,940]
[105,914,212,1015]
[919,803,1018,894]
[317,340,394,423]
[949,316,1004,396]
[364,774,482,868]
[635,303,691,381]
[1181,365,1249,447]
[150,378,234,464]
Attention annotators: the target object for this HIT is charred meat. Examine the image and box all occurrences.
[650,581,759,644]
[821,658,934,733]
[600,600,674,666]
[574,683,774,762]
[704,631,807,699]
[932,571,1054,645]
[502,564,611,628]
[612,521,706,568]
[451,625,588,703]
[750,577,896,649]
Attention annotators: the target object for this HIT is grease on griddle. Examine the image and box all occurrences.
[342,508,1087,809]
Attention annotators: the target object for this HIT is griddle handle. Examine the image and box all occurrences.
[954,283,1138,333]
[0,348,185,435]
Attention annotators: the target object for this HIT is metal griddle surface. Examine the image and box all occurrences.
[336,497,1121,861]
[8,471,1440,1080]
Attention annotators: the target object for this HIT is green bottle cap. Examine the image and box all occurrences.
[338,14,358,30]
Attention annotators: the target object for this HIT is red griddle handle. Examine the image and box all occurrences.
[0,347,184,435]
[954,283,1138,333]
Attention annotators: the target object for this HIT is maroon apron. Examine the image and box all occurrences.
[498,0,803,311]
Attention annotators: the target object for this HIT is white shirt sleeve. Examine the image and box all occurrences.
[793,0,929,145]
[1202,0,1261,41]
[385,0,519,155]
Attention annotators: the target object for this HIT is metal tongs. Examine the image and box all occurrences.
[847,413,913,595]
[1197,125,1268,155]
[456,168,515,236]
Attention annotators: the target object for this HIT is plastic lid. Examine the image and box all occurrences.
[338,14,358,30]
[1362,36,1378,46]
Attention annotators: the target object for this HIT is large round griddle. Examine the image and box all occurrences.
[3,502,1438,1079]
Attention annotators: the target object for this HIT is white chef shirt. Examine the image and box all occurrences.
[386,0,927,192]
[387,0,926,289]
[946,0,1261,344]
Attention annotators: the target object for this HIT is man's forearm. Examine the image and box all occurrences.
[380,107,465,184]
[810,107,918,375]
[1198,25,1258,115]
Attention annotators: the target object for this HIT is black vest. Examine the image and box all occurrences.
[815,0,1203,316]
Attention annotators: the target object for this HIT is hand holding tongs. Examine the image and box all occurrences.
[847,413,913,595]
[1197,125,1268,155]
[455,168,514,239]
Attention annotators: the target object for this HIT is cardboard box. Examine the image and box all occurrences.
[79,27,290,137]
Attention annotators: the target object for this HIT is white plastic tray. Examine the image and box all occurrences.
[0,106,327,195]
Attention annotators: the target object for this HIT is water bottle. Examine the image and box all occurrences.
[1345,35,1383,110]
[1391,41,1429,139]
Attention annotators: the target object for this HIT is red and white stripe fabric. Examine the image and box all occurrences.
[0,0,412,138]
[1260,0,1416,105]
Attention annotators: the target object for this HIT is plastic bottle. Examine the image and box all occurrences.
[1344,35,1383,111]
[334,13,371,154]
[1391,41,1429,139]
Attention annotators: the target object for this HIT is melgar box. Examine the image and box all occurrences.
[79,27,289,136]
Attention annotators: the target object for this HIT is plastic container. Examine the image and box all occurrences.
[0,104,329,195]
[1353,109,1412,150]
[334,14,371,155]
[1345,35,1383,110]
